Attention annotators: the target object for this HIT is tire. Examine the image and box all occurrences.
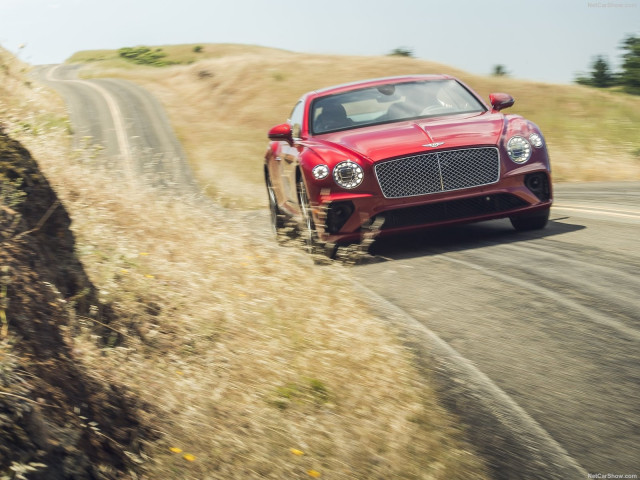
[266,174,285,235]
[510,207,550,231]
[297,177,319,254]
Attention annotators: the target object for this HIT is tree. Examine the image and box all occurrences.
[619,35,640,95]
[591,56,616,87]
[388,47,414,58]
[574,56,616,88]
[492,64,508,77]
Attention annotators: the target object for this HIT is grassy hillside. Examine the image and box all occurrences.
[70,43,640,209]
[2,45,490,479]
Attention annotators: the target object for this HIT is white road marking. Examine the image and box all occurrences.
[440,254,640,342]
[353,282,588,478]
[46,65,135,185]
[554,204,640,219]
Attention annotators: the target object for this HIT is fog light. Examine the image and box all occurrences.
[525,172,550,201]
[326,201,355,234]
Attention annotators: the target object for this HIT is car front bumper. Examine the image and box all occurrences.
[313,170,552,244]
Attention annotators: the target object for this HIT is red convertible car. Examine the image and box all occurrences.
[265,75,552,251]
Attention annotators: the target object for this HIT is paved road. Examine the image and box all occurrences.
[355,182,640,476]
[33,64,197,193]
[35,64,639,478]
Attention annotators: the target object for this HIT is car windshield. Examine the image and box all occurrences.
[310,79,486,135]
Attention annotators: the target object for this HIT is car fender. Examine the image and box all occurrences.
[501,115,551,172]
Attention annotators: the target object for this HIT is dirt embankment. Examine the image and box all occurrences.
[1,130,146,479]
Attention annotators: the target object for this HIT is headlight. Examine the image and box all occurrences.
[312,164,329,180]
[333,161,364,189]
[506,136,532,164]
[529,133,544,148]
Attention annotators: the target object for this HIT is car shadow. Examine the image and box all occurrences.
[354,217,586,263]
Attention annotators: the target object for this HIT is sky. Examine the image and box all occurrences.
[1,0,638,84]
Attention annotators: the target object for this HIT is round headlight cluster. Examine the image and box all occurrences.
[529,133,544,149]
[333,161,364,189]
[312,164,329,180]
[506,136,532,164]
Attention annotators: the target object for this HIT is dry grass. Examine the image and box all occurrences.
[74,43,640,209]
[46,167,487,479]
[2,46,489,479]
[0,51,69,139]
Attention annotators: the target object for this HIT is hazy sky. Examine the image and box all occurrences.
[1,0,638,84]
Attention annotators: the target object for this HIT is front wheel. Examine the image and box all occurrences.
[266,174,285,236]
[510,208,550,231]
[297,177,319,254]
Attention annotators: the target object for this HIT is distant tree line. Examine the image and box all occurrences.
[575,34,640,95]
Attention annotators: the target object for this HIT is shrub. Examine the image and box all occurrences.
[118,46,170,67]
[388,47,414,58]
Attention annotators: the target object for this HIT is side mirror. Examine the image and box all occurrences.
[489,93,515,112]
[268,123,293,144]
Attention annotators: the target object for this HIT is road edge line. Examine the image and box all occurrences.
[44,66,135,185]
[352,282,588,480]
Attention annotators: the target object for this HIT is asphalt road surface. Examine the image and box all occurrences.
[36,65,639,478]
[33,64,196,193]
[356,182,640,477]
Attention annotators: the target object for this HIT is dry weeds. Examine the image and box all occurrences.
[2,46,489,479]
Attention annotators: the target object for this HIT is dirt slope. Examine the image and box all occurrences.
[1,131,146,479]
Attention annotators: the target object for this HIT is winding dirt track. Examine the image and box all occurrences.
[36,65,639,478]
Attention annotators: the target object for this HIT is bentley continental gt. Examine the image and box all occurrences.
[264,75,552,251]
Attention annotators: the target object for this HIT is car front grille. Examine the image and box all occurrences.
[374,147,500,198]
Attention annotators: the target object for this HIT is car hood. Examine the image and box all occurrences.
[315,112,506,162]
